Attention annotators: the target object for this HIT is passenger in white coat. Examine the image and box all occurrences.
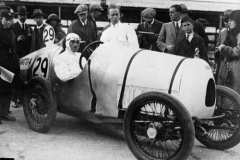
[54,33,85,82]
[100,4,139,48]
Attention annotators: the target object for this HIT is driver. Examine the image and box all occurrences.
[54,33,86,82]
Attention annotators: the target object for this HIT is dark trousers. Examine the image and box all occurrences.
[0,95,11,117]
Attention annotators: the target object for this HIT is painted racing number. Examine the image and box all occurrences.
[43,25,55,47]
[32,56,49,77]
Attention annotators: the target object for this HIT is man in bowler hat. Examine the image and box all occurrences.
[136,7,163,51]
[30,9,48,52]
[11,6,32,107]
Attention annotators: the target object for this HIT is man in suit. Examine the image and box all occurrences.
[180,4,209,48]
[157,4,183,54]
[136,7,163,51]
[11,6,32,108]
[12,6,32,58]
[173,16,208,62]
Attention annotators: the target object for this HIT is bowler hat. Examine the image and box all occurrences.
[74,4,88,14]
[15,6,29,15]
[31,9,46,17]
[0,2,10,11]
[1,10,13,19]
[46,14,61,24]
[142,8,156,21]
[180,4,192,13]
[89,4,103,12]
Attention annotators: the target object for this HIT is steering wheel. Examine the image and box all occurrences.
[79,41,103,70]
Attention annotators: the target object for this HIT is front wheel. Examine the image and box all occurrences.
[23,77,57,133]
[124,92,195,160]
[196,85,240,150]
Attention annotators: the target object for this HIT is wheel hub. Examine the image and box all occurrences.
[147,123,157,139]
[30,98,37,109]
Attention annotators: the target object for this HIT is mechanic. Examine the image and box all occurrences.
[100,3,139,48]
[54,33,86,82]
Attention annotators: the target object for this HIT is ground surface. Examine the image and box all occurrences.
[1,106,240,160]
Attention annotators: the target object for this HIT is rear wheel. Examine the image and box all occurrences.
[196,85,240,150]
[23,77,57,133]
[124,92,195,160]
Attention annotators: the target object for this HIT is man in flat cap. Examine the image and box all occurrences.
[179,4,209,48]
[136,7,163,51]
[30,9,54,52]
[88,4,103,39]
[68,4,97,56]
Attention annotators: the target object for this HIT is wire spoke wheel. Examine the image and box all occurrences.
[124,92,194,160]
[196,85,240,150]
[23,77,57,133]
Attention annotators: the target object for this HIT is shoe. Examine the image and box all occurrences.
[2,114,16,121]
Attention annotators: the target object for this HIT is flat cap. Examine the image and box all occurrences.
[222,9,233,18]
[1,10,13,19]
[142,8,156,20]
[89,4,103,12]
[74,4,88,14]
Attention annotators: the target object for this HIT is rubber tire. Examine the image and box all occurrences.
[23,77,57,133]
[124,92,195,160]
[196,85,240,150]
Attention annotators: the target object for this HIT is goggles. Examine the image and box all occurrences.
[67,37,81,44]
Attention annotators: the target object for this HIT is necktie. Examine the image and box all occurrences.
[22,23,25,32]
[186,34,190,42]
[176,22,179,31]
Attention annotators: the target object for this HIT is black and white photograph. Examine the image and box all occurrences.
[0,0,240,159]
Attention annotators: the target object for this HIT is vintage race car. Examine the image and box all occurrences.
[18,40,240,160]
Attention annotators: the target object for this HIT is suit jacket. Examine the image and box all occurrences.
[157,21,184,54]
[193,21,209,47]
[136,19,163,51]
[30,23,48,52]
[173,32,208,62]
[11,21,32,58]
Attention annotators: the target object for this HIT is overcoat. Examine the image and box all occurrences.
[0,24,18,95]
